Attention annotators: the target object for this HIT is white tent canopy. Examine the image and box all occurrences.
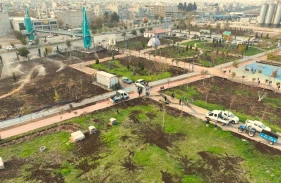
[147,37,161,47]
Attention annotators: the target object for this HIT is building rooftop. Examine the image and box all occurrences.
[145,29,171,34]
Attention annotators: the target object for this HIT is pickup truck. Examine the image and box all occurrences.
[205,110,232,125]
[110,90,129,103]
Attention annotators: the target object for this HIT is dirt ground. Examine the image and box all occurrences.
[0,58,107,120]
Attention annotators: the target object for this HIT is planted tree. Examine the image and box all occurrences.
[38,48,41,57]
[131,30,137,36]
[0,55,2,65]
[96,58,99,64]
[231,72,236,82]
[17,47,30,58]
[232,60,239,68]
[258,91,267,102]
[13,72,17,82]
[54,89,60,102]
[201,69,208,85]
[66,40,71,49]
[238,45,245,58]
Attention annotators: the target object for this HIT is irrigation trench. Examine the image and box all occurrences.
[0,47,281,151]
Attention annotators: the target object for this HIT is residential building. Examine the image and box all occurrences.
[10,17,58,32]
[146,5,165,17]
[0,12,13,36]
[144,29,171,38]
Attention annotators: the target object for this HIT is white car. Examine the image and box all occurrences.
[222,111,239,124]
[135,79,146,86]
[6,46,15,50]
[245,119,271,132]
[47,35,53,38]
[205,110,232,125]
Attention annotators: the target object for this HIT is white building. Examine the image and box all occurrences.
[144,29,171,38]
[10,17,58,32]
[0,12,13,36]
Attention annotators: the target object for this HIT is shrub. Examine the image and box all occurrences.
[96,59,99,64]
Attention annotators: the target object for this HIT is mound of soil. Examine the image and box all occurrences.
[161,170,181,183]
[129,110,142,124]
[0,157,26,180]
[75,159,99,178]
[232,132,281,156]
[179,152,247,183]
[121,156,139,172]
[74,132,104,158]
[146,112,157,120]
[132,123,185,151]
[26,164,64,183]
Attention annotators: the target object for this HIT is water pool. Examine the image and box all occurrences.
[243,63,281,80]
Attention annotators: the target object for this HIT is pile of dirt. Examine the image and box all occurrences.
[146,112,157,120]
[128,110,142,124]
[74,132,104,158]
[161,170,181,183]
[179,152,248,183]
[232,132,281,156]
[121,156,139,172]
[0,158,26,180]
[75,159,99,178]
[132,124,185,151]
[26,164,64,183]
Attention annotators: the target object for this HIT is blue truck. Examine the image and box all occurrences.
[260,130,279,145]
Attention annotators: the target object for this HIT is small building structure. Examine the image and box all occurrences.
[0,157,4,169]
[70,131,85,142]
[89,126,97,134]
[96,71,119,89]
[144,29,171,38]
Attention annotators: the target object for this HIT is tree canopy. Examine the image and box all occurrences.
[178,2,197,12]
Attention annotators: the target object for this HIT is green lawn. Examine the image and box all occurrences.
[1,99,281,182]
[149,46,199,58]
[243,47,264,56]
[90,59,172,82]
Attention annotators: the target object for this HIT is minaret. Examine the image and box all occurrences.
[82,6,92,49]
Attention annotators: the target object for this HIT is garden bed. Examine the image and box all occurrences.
[0,59,107,120]
[0,98,280,182]
[89,56,187,81]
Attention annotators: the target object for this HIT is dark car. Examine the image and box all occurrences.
[121,77,132,84]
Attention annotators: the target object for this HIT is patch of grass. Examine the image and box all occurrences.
[151,46,199,58]
[90,59,172,82]
[0,132,71,160]
[244,47,264,56]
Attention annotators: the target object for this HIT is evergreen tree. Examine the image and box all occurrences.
[193,2,197,10]
[187,3,193,11]
[184,2,187,10]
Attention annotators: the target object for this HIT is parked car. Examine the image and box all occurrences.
[205,110,232,125]
[121,77,132,84]
[110,90,129,103]
[135,79,146,86]
[205,35,212,38]
[245,119,271,132]
[222,111,239,124]
[47,34,53,38]
[6,46,16,50]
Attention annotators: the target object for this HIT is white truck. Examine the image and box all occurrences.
[205,110,233,125]
[245,119,271,132]
[110,90,129,103]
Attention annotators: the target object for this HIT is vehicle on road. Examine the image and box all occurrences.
[47,35,53,38]
[110,90,129,103]
[205,110,232,125]
[121,77,132,84]
[245,119,271,132]
[6,46,16,50]
[238,125,256,137]
[135,79,146,87]
[222,111,239,124]
[260,130,279,145]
